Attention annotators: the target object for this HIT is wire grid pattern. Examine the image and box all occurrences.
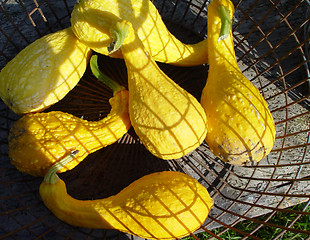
[0,0,309,239]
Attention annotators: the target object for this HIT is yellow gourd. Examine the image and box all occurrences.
[70,0,208,66]
[8,56,131,176]
[200,0,276,165]
[0,27,92,114]
[39,152,213,239]
[109,21,207,160]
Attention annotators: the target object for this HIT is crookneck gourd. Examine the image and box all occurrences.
[0,27,92,115]
[39,152,213,239]
[200,0,276,165]
[70,0,208,66]
[109,21,207,160]
[9,56,131,176]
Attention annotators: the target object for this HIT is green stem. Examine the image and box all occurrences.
[217,5,232,41]
[108,21,130,54]
[43,150,79,185]
[90,55,124,94]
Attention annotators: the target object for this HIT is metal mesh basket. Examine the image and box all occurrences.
[0,0,309,239]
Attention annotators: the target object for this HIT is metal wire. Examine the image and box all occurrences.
[0,0,309,239]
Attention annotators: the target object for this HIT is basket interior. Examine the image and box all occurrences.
[0,0,310,239]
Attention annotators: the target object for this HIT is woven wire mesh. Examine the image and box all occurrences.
[0,0,309,239]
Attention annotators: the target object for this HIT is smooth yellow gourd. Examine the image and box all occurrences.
[0,27,92,114]
[200,0,276,165]
[109,21,207,160]
[70,0,208,66]
[9,56,131,176]
[39,153,213,239]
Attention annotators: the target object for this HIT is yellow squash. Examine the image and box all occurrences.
[70,0,208,66]
[0,27,92,115]
[109,21,207,160]
[9,56,131,176]
[39,152,213,239]
[200,0,276,165]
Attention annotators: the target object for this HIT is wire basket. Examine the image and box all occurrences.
[0,0,309,239]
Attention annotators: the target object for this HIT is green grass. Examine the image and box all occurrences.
[183,202,310,240]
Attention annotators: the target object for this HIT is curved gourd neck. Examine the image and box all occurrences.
[109,21,152,69]
[87,54,129,134]
[171,38,209,66]
[40,151,119,230]
[207,0,237,67]
[90,55,125,95]
[43,150,79,184]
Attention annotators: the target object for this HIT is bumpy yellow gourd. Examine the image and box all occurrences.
[9,56,131,176]
[39,153,213,239]
[0,27,92,114]
[109,21,207,160]
[200,0,276,165]
[70,0,208,66]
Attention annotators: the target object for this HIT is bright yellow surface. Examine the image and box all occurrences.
[70,0,208,66]
[200,0,276,164]
[115,21,207,159]
[9,90,130,176]
[0,27,92,114]
[40,171,213,239]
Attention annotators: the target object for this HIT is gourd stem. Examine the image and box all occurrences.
[108,21,130,54]
[43,150,79,185]
[217,5,232,41]
[90,55,124,94]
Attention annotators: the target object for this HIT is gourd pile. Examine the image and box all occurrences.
[0,0,276,239]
